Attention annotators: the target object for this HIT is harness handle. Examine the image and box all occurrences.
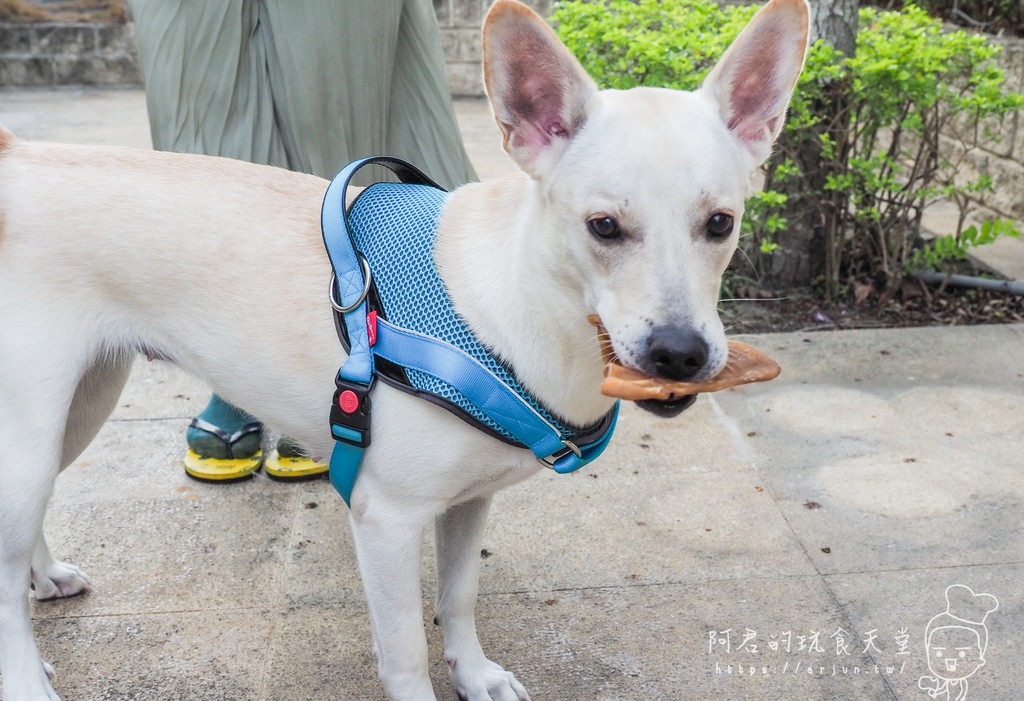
[321,156,442,282]
[321,158,444,379]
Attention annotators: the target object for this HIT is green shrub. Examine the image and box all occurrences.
[551,0,1023,295]
[908,219,1021,271]
[552,0,756,91]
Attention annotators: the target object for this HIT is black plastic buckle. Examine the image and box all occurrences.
[329,374,374,448]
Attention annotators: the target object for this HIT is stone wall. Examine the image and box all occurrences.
[435,0,551,96]
[951,33,1023,222]
[0,21,139,86]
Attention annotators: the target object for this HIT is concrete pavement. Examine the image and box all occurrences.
[1,88,1023,700]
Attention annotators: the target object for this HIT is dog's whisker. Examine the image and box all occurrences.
[733,246,760,277]
[568,342,607,366]
[719,296,788,303]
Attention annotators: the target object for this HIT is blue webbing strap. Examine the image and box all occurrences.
[321,158,618,505]
[372,319,621,468]
[322,157,437,503]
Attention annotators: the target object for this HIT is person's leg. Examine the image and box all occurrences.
[129,0,291,164]
[386,0,478,189]
[132,0,305,480]
[255,1,406,479]
[261,0,403,179]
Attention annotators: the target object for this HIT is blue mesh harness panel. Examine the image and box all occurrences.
[348,182,575,443]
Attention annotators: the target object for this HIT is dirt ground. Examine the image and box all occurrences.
[721,275,1024,334]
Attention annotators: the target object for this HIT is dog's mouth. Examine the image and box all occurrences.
[635,394,699,417]
[586,315,781,414]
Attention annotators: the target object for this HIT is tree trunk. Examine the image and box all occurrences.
[760,0,858,295]
[813,0,858,56]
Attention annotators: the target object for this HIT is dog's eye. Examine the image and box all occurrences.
[587,216,621,241]
[706,213,734,239]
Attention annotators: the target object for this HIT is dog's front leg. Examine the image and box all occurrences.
[436,497,530,701]
[0,451,62,700]
[350,505,437,700]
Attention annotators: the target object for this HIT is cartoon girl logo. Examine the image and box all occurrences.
[918,584,999,701]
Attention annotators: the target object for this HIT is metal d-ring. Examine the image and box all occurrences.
[329,254,372,314]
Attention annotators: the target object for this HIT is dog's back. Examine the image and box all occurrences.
[0,131,345,459]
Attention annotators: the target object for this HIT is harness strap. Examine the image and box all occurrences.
[321,157,618,506]
[323,158,433,503]
[372,318,620,468]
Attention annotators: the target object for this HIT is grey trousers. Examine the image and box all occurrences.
[128,0,477,188]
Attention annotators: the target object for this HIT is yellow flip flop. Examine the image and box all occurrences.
[265,438,328,480]
[183,418,263,482]
[264,453,328,480]
[184,449,263,481]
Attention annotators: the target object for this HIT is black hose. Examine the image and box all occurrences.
[912,270,1024,296]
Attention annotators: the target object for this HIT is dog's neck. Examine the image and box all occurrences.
[436,173,615,428]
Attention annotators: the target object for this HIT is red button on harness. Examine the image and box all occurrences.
[338,390,360,414]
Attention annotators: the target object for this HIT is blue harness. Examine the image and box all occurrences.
[321,158,619,505]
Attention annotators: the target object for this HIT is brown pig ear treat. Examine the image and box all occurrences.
[586,315,781,401]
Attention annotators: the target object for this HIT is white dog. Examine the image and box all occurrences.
[0,0,808,698]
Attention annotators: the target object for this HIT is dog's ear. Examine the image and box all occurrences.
[701,0,810,164]
[483,0,598,179]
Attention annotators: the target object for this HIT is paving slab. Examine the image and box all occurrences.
[829,565,1024,701]
[1,87,1022,700]
[0,86,152,148]
[35,610,274,701]
[714,326,1024,575]
[39,477,296,616]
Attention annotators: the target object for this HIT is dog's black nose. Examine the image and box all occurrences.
[647,326,708,381]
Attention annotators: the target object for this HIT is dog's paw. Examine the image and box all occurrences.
[31,559,91,600]
[450,657,531,701]
[5,660,62,701]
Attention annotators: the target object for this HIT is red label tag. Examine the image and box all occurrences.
[367,310,378,347]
